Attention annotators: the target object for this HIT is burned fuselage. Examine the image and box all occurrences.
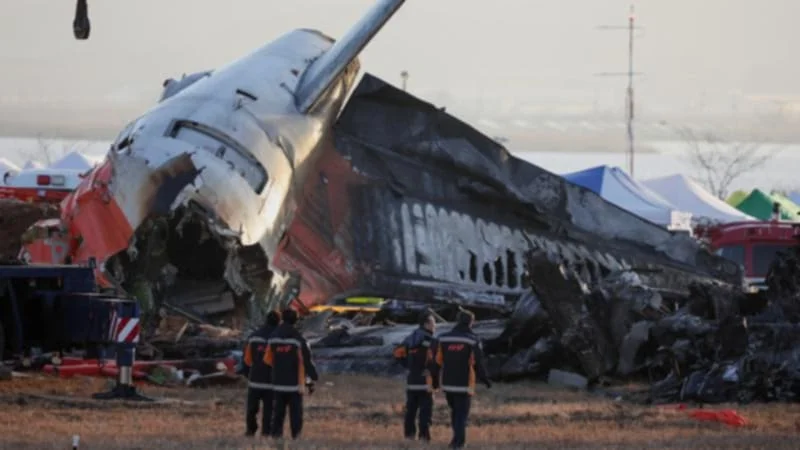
[269,74,743,315]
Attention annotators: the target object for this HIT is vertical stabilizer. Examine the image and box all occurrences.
[294,0,406,113]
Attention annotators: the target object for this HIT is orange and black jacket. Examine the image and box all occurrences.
[434,324,490,395]
[243,324,277,389]
[263,323,318,393]
[393,327,438,391]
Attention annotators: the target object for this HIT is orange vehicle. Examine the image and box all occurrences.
[700,220,800,290]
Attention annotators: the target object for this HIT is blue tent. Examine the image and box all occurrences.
[564,165,608,194]
[562,165,692,229]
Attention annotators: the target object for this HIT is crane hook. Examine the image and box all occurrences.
[73,0,90,40]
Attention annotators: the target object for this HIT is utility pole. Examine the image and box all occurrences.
[596,5,644,178]
[400,70,409,91]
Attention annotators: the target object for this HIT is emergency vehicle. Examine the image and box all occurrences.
[700,220,800,290]
[0,168,85,204]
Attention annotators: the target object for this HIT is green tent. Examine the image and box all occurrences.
[735,189,794,220]
[770,192,800,219]
[726,190,748,207]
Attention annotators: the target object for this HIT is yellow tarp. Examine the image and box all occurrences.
[309,305,382,313]
[308,296,385,314]
[726,190,748,207]
[343,297,384,305]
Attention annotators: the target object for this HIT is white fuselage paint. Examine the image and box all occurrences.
[107,30,356,267]
[393,200,633,292]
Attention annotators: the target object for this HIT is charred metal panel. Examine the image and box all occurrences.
[346,183,734,310]
[273,138,363,310]
[298,172,336,246]
[350,185,530,308]
[334,74,741,285]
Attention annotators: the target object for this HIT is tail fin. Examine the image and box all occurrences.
[294,0,406,113]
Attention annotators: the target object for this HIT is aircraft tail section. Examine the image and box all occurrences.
[294,0,406,113]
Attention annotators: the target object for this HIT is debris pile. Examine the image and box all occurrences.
[304,243,800,405]
[0,308,246,386]
[0,199,59,261]
[39,355,241,388]
[310,320,506,377]
[141,310,244,361]
[502,248,800,404]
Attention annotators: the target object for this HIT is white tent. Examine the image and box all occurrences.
[0,158,20,185]
[643,174,756,224]
[50,151,94,171]
[0,157,20,174]
[563,165,693,230]
[22,160,44,170]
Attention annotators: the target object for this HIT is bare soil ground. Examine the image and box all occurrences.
[1,374,799,449]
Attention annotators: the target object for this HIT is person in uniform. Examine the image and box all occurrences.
[393,310,438,441]
[264,308,318,440]
[242,310,281,437]
[433,309,491,449]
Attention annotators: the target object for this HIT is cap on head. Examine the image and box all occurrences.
[266,310,282,326]
[456,309,475,327]
[282,308,299,325]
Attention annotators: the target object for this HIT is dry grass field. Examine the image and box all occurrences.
[1,373,799,449]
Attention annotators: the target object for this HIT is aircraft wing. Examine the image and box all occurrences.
[294,0,406,113]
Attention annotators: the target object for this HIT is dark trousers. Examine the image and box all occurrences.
[272,392,304,439]
[404,390,433,440]
[445,393,471,448]
[245,387,274,435]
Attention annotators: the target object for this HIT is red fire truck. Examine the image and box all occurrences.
[0,169,85,204]
[700,220,800,289]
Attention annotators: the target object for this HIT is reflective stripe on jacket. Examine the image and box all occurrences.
[243,325,276,389]
[434,325,489,395]
[263,324,318,393]
[393,327,437,391]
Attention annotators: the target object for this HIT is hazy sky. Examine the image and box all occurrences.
[1,0,799,117]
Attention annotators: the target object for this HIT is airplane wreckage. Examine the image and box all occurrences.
[25,0,800,402]
[25,0,739,321]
